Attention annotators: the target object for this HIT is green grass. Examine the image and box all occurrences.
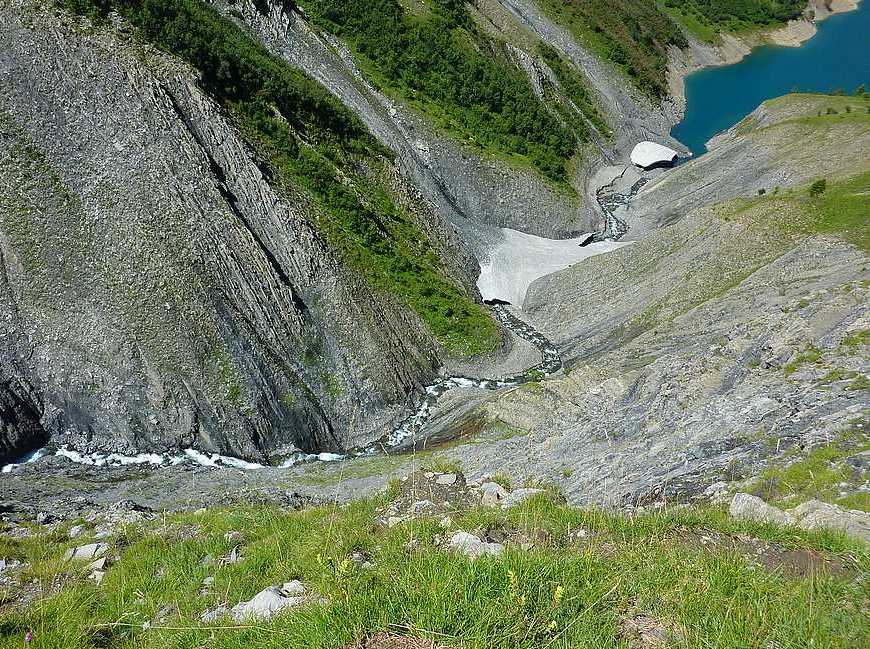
[783,344,822,376]
[299,0,586,186]
[749,426,870,511]
[535,0,687,99]
[1,493,867,649]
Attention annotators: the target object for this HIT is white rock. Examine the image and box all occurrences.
[448,531,504,559]
[480,482,510,507]
[280,580,305,596]
[68,524,86,539]
[64,543,109,561]
[729,493,795,526]
[88,558,107,572]
[630,141,679,169]
[435,473,457,485]
[230,586,305,622]
[790,500,870,542]
[500,488,543,509]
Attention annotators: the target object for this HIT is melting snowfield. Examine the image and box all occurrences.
[476,228,631,306]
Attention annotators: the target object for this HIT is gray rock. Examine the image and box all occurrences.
[500,488,544,509]
[64,542,109,561]
[729,494,795,527]
[790,500,870,542]
[409,500,436,515]
[68,524,86,539]
[435,473,457,485]
[480,482,510,507]
[230,583,306,622]
[447,531,504,559]
[845,451,870,473]
[0,1,445,466]
[280,580,305,596]
[200,604,230,623]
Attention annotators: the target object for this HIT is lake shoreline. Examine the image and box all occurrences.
[666,0,862,122]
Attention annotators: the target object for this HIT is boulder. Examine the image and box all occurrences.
[729,493,795,526]
[447,531,504,559]
[64,542,109,561]
[230,581,307,622]
[435,473,457,485]
[68,524,86,539]
[790,500,870,542]
[480,482,510,507]
[630,141,679,170]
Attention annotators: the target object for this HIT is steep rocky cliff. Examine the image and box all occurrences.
[0,1,471,463]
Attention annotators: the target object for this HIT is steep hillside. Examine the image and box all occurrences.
[0,0,496,464]
[456,94,870,505]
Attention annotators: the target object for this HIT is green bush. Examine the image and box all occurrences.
[809,178,827,197]
[537,0,688,98]
[661,0,806,32]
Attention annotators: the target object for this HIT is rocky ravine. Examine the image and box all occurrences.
[0,2,458,464]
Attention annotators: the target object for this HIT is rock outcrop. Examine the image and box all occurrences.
[0,1,452,463]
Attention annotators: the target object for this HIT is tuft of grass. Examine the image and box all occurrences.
[783,344,822,376]
[421,456,462,475]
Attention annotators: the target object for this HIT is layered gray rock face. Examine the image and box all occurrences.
[0,3,448,462]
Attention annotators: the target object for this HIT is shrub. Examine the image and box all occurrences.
[809,179,827,197]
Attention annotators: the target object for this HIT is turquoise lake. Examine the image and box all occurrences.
[672,2,870,156]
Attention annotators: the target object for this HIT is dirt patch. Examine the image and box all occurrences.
[681,529,857,578]
[618,613,676,648]
[349,632,451,649]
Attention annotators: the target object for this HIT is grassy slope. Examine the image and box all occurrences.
[299,0,604,187]
[658,0,807,42]
[1,493,867,649]
[535,1,811,94]
[60,0,497,356]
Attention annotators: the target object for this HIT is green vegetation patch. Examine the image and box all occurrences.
[300,0,587,185]
[59,0,496,355]
[660,0,807,40]
[536,0,688,99]
[536,43,611,138]
[1,493,867,649]
[749,425,870,511]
